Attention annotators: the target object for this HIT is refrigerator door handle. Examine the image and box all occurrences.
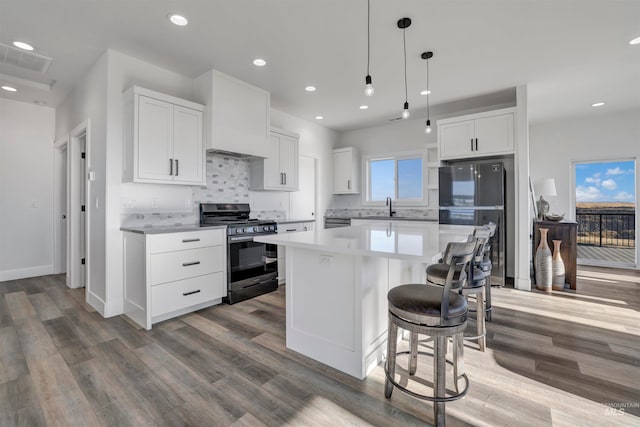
[475,138,478,151]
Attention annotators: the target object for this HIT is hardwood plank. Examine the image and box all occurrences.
[28,292,63,321]
[0,375,47,426]
[0,326,29,384]
[13,317,58,362]
[5,292,37,321]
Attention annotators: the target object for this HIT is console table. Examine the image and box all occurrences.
[533,221,577,290]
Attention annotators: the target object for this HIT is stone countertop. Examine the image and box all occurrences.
[120,224,226,234]
[325,215,437,222]
[255,223,475,263]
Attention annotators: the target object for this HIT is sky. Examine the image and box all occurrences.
[370,158,422,200]
[575,160,636,203]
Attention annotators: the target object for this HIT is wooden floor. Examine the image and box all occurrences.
[577,245,636,265]
[1,266,639,426]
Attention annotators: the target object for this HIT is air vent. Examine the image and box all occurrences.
[0,43,52,74]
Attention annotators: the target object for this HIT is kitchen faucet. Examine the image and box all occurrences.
[386,197,396,217]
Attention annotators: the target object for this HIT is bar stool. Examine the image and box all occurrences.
[385,240,476,426]
[480,222,497,321]
[427,233,490,352]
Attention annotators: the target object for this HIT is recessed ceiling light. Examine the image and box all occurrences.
[420,90,431,95]
[253,58,266,67]
[305,86,316,92]
[592,102,605,107]
[168,14,188,26]
[13,41,34,51]
[629,36,640,45]
[315,116,324,120]
[359,105,368,110]
[1,86,17,92]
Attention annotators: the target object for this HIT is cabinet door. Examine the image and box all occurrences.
[474,113,514,155]
[279,134,298,190]
[172,105,203,184]
[439,119,474,160]
[264,134,281,188]
[290,155,315,219]
[138,96,173,180]
[333,150,351,193]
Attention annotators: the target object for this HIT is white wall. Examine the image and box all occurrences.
[0,99,55,281]
[270,108,337,229]
[530,108,640,216]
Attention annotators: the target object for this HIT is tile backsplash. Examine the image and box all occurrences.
[121,152,288,228]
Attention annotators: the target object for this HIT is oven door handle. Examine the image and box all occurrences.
[264,256,278,264]
[228,236,255,243]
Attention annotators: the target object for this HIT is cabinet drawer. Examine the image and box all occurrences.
[150,246,224,285]
[148,229,225,254]
[151,272,225,317]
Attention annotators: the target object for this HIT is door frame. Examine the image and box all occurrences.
[570,155,638,269]
[67,120,91,289]
[53,136,69,278]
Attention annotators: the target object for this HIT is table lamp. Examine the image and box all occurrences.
[534,178,557,220]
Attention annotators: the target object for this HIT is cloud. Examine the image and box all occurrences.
[606,167,625,176]
[601,179,617,190]
[614,191,634,201]
[575,185,602,202]
[585,176,601,185]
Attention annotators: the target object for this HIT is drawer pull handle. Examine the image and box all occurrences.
[182,261,201,267]
[286,228,297,232]
[183,289,201,296]
[182,238,201,243]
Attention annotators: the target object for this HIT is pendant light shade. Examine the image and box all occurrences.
[422,51,434,133]
[398,18,411,119]
[364,0,374,96]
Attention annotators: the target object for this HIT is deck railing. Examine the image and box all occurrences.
[576,211,635,248]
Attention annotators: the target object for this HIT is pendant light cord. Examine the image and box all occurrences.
[367,0,371,75]
[426,55,430,118]
[403,28,408,103]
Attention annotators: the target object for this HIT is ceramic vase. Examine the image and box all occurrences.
[535,228,552,291]
[551,240,565,290]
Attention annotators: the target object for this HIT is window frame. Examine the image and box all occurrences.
[362,150,428,207]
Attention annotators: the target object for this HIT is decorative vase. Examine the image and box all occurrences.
[551,240,565,290]
[535,228,552,291]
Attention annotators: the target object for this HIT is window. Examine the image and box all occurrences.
[365,152,426,204]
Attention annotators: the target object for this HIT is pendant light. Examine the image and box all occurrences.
[422,51,434,133]
[398,18,411,119]
[364,0,374,96]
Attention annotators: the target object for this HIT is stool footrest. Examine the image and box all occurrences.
[385,350,469,403]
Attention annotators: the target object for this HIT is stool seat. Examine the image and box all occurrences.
[388,284,468,321]
[425,264,466,287]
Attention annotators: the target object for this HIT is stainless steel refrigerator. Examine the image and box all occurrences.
[439,162,506,286]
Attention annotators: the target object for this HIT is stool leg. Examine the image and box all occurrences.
[433,335,447,426]
[385,315,398,398]
[485,273,492,322]
[452,332,465,394]
[477,288,486,352]
[409,331,418,375]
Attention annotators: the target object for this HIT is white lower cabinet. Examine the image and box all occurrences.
[277,221,314,284]
[123,228,226,329]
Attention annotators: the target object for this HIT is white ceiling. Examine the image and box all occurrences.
[1,0,639,131]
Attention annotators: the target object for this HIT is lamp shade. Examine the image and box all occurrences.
[534,178,557,197]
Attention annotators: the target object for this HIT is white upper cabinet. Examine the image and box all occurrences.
[438,108,515,160]
[333,147,360,194]
[123,86,204,185]
[194,69,270,158]
[249,128,299,191]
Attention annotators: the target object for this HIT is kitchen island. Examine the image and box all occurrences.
[255,222,475,379]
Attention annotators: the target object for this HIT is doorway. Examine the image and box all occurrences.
[573,159,637,268]
[54,121,90,290]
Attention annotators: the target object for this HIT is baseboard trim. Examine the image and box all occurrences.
[86,290,106,317]
[515,276,531,291]
[0,264,54,282]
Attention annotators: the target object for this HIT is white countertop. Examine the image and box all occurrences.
[120,224,226,234]
[255,223,475,263]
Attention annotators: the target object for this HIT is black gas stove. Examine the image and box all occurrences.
[199,203,278,304]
